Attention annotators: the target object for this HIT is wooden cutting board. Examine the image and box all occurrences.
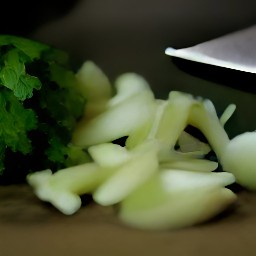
[0,185,256,256]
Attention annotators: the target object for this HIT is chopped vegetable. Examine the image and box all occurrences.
[221,132,256,190]
[27,163,115,215]
[27,62,246,230]
[119,169,235,230]
[178,131,211,156]
[188,99,256,190]
[92,141,159,206]
[75,61,112,118]
[72,73,156,147]
[2,36,252,230]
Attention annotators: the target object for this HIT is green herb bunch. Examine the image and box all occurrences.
[0,35,86,184]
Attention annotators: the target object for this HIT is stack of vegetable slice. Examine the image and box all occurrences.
[27,61,256,230]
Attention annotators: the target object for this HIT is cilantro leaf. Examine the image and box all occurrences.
[0,35,50,60]
[0,90,37,153]
[0,49,42,100]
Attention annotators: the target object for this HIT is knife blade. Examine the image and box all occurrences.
[165,25,256,74]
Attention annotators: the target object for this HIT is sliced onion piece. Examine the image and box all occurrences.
[27,163,115,215]
[109,73,151,107]
[220,104,236,127]
[155,91,196,148]
[88,143,130,168]
[160,169,235,191]
[119,171,236,230]
[221,131,256,190]
[125,99,166,149]
[72,90,155,147]
[75,61,112,101]
[93,144,158,206]
[75,61,113,118]
[160,158,218,172]
[178,131,211,155]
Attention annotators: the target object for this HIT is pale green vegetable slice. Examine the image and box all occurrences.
[188,98,256,190]
[178,131,211,155]
[48,163,112,194]
[125,99,166,149]
[72,89,156,147]
[160,169,235,191]
[75,60,112,102]
[73,68,156,147]
[109,73,151,107]
[93,142,159,206]
[88,143,129,167]
[155,91,195,147]
[160,158,218,172]
[188,99,230,158]
[119,171,236,230]
[127,92,197,151]
[220,104,236,127]
[75,61,113,118]
[27,163,116,215]
[221,131,256,190]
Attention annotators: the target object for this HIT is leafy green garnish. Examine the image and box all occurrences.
[0,35,86,184]
[0,49,42,100]
[0,35,50,59]
[0,90,37,153]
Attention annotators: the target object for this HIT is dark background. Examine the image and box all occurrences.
[2,0,256,83]
[1,0,256,136]
[2,0,256,67]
